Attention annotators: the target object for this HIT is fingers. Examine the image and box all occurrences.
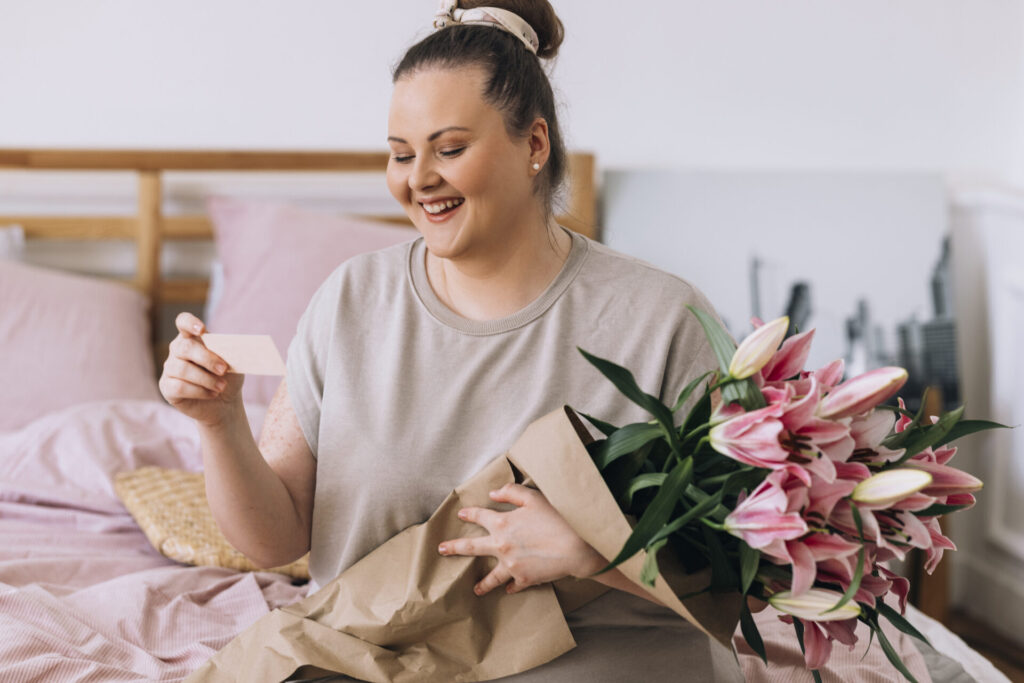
[457,506,504,531]
[489,483,537,507]
[438,535,494,559]
[175,311,207,339]
[169,335,228,377]
[159,376,219,401]
[474,565,512,596]
[164,355,227,393]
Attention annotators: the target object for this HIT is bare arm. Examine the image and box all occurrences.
[160,313,316,569]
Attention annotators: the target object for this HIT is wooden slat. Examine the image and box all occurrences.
[0,149,390,172]
[136,172,162,343]
[566,153,597,240]
[161,278,210,304]
[4,216,137,240]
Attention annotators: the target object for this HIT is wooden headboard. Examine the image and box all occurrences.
[0,148,596,353]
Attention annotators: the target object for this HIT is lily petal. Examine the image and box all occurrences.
[730,316,789,379]
[819,367,909,419]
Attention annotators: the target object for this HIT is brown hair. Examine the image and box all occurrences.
[392,1,567,214]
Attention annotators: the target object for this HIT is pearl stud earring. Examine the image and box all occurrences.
[532,162,540,171]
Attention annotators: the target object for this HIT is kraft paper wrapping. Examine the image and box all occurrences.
[186,407,740,683]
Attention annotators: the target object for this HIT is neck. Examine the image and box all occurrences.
[426,221,573,321]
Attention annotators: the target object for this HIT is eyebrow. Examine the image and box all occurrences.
[387,126,470,144]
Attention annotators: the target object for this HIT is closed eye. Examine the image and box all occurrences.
[391,154,414,164]
[440,147,466,158]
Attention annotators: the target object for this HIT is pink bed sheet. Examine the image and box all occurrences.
[0,400,306,682]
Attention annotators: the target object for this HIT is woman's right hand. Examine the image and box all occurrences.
[159,312,245,427]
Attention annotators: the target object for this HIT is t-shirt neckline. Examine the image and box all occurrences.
[407,228,590,336]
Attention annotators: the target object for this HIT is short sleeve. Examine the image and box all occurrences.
[286,271,340,458]
[660,284,727,415]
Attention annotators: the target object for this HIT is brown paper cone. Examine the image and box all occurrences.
[187,407,738,682]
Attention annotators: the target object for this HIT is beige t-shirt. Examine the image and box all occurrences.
[286,229,742,681]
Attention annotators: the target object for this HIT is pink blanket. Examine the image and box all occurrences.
[0,400,306,682]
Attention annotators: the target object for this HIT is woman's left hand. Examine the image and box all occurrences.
[438,483,605,596]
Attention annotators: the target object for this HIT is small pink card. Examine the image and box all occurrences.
[201,334,286,376]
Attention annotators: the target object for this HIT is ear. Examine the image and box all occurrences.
[527,117,550,172]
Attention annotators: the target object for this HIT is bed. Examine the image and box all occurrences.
[0,148,1006,682]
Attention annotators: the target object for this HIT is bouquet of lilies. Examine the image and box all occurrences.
[577,310,1004,682]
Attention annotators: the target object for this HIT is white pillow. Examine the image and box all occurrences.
[0,225,25,260]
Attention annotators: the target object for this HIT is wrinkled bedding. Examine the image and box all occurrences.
[0,400,306,682]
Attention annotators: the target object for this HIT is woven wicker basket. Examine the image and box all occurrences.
[114,466,310,580]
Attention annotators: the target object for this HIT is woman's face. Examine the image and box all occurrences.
[386,66,543,261]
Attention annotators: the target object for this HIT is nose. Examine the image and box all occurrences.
[409,155,441,192]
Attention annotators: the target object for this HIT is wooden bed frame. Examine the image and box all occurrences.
[0,148,596,355]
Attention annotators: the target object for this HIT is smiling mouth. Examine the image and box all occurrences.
[420,198,465,216]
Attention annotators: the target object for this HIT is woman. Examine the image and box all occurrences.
[160,1,742,679]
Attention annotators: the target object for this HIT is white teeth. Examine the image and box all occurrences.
[422,198,464,214]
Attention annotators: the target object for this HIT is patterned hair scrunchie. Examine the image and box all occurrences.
[433,0,540,55]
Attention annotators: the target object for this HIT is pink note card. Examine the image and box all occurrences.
[201,334,286,376]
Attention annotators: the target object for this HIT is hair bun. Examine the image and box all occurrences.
[461,0,564,58]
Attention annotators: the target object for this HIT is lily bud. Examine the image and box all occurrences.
[818,367,909,419]
[851,468,933,507]
[770,588,862,621]
[729,316,789,379]
[906,460,983,497]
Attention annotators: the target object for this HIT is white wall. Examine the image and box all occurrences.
[2,0,1022,179]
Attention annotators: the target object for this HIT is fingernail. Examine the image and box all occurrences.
[457,509,468,520]
[216,380,227,391]
[193,323,202,333]
[474,585,483,595]
[438,544,447,555]
[216,364,227,375]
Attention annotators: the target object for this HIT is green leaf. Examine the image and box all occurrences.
[893,406,964,465]
[722,468,767,500]
[687,306,736,375]
[591,422,664,470]
[739,598,767,664]
[739,542,760,595]
[938,418,1012,447]
[646,490,724,547]
[672,370,714,413]
[577,411,618,437]
[912,502,974,517]
[578,347,681,452]
[874,620,920,683]
[878,602,930,645]
[883,390,932,450]
[702,524,738,592]
[595,457,694,574]
[826,545,864,613]
[640,538,668,587]
[621,472,667,508]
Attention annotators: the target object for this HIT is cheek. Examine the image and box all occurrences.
[385,165,407,204]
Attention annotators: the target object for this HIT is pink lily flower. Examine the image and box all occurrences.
[724,469,808,550]
[848,409,905,464]
[818,367,909,420]
[774,377,855,484]
[777,615,859,670]
[729,316,790,379]
[923,517,957,574]
[812,358,846,389]
[779,532,861,596]
[709,403,793,472]
[760,328,815,382]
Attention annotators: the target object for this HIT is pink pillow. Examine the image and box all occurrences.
[206,197,418,405]
[0,261,161,431]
